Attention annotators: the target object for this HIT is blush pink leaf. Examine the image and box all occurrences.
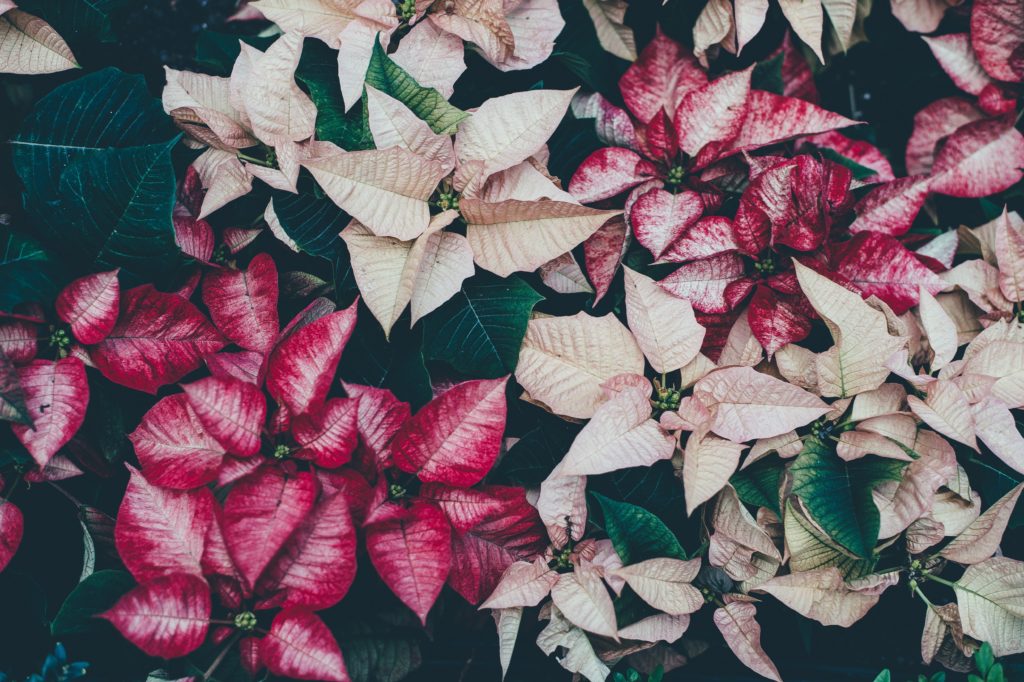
[55,270,120,344]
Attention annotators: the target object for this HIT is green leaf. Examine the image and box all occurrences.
[592,492,688,564]
[872,671,891,682]
[0,348,31,425]
[975,642,997,677]
[494,419,579,487]
[789,438,905,558]
[752,51,785,95]
[341,307,432,409]
[0,227,56,312]
[296,41,375,151]
[731,457,784,517]
[818,147,880,180]
[365,41,469,135]
[271,189,349,259]
[965,456,1024,529]
[422,273,543,379]
[554,0,629,103]
[10,68,183,283]
[335,612,423,682]
[591,461,686,530]
[17,0,126,44]
[194,30,276,76]
[51,570,135,636]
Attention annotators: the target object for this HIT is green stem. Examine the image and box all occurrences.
[237,151,274,168]
[911,581,935,608]
[921,572,958,590]
[201,631,241,681]
[2,473,22,503]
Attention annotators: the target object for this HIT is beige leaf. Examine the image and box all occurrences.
[611,558,704,615]
[622,267,705,374]
[163,67,256,150]
[581,0,636,61]
[365,86,455,172]
[516,311,645,419]
[906,516,946,554]
[679,352,718,390]
[561,386,674,476]
[539,253,594,295]
[475,158,575,203]
[932,490,982,537]
[774,343,820,391]
[550,564,619,638]
[0,9,77,75]
[875,430,957,538]
[497,0,565,72]
[719,310,763,368]
[955,557,1024,656]
[890,0,957,33]
[908,380,977,450]
[849,383,907,422]
[778,0,825,62]
[463,199,618,277]
[734,0,769,53]
[917,286,958,371]
[250,0,360,47]
[192,148,253,219]
[794,259,907,398]
[972,397,1024,474]
[941,484,1024,565]
[303,144,446,240]
[921,602,978,668]
[429,0,515,67]
[492,607,522,680]
[694,365,830,442]
[712,486,782,561]
[337,1,398,110]
[693,0,733,66]
[744,431,803,468]
[616,614,690,643]
[481,559,560,609]
[391,20,466,99]
[713,602,782,682]
[683,429,744,515]
[836,429,913,462]
[536,606,611,682]
[454,88,577,191]
[755,567,893,627]
[237,33,317,146]
[537,462,588,546]
[264,200,300,252]
[995,207,1024,304]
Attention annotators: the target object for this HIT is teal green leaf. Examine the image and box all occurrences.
[422,273,542,379]
[271,189,349,259]
[335,613,423,682]
[789,438,905,558]
[731,457,784,517]
[365,41,468,135]
[0,227,56,312]
[0,349,31,425]
[51,570,135,636]
[194,30,276,75]
[11,68,183,283]
[341,306,432,409]
[297,41,374,150]
[18,0,126,44]
[592,492,688,565]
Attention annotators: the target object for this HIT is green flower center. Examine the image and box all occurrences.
[435,191,460,213]
[397,0,416,21]
[652,385,681,413]
[272,444,290,460]
[753,256,775,276]
[234,611,257,631]
[389,483,407,500]
[665,165,686,187]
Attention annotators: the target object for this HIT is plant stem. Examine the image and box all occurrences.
[202,632,240,681]
[2,473,22,503]
[921,572,958,590]
[911,581,934,608]
[237,151,274,168]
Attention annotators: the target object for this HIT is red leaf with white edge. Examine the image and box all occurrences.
[202,253,280,353]
[568,147,658,204]
[343,382,410,468]
[293,398,358,468]
[930,117,1024,198]
[24,454,83,483]
[835,232,945,314]
[803,131,894,182]
[91,285,226,393]
[182,376,266,457]
[640,109,678,162]
[427,485,547,604]
[658,253,748,314]
[583,215,629,304]
[631,189,705,259]
[620,28,707,122]
[0,320,37,364]
[725,90,860,159]
[55,270,120,344]
[205,350,263,385]
[317,468,373,524]
[978,83,1018,116]
[224,227,263,254]
[673,67,752,158]
[11,358,88,468]
[366,500,451,624]
[747,285,814,357]
[971,0,1024,83]
[713,602,782,682]
[100,573,211,659]
[115,466,215,582]
[221,465,318,589]
[173,215,215,263]
[0,501,23,572]
[419,484,511,532]
[262,608,349,682]
[257,491,357,610]
[922,34,993,96]
[389,377,508,487]
[849,175,932,237]
[266,302,357,417]
[660,217,738,263]
[905,98,985,176]
[130,394,226,490]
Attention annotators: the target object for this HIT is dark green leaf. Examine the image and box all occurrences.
[11,68,183,283]
[422,273,543,378]
[341,306,432,409]
[365,41,469,135]
[335,612,423,682]
[731,457,784,517]
[194,30,276,76]
[494,419,579,486]
[0,349,30,425]
[296,41,375,151]
[965,456,1024,529]
[592,492,688,564]
[51,570,134,636]
[271,189,349,259]
[752,51,785,95]
[789,438,905,558]
[591,461,686,530]
[554,0,628,103]
[0,228,56,312]
[818,147,880,180]
[18,0,125,44]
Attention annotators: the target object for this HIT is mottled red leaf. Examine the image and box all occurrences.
[182,376,266,457]
[929,117,1024,198]
[101,573,211,659]
[620,28,707,122]
[130,394,226,489]
[11,358,88,468]
[568,147,658,204]
[583,215,629,303]
[55,270,120,345]
[631,189,705,259]
[0,501,23,572]
[262,608,349,682]
[202,253,280,353]
[971,0,1024,82]
[659,253,748,314]
[292,398,358,468]
[835,232,945,313]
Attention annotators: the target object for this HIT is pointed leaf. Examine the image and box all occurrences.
[713,602,782,682]
[100,573,211,659]
[11,357,88,467]
[130,395,226,490]
[0,9,77,75]
[202,253,279,353]
[55,270,119,345]
[263,607,349,682]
